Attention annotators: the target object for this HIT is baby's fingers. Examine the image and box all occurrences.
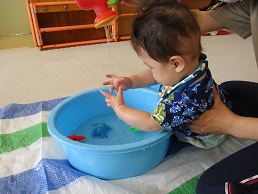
[100,90,111,98]
[105,74,118,79]
[116,86,123,96]
[109,86,117,93]
[100,90,114,107]
[102,80,112,86]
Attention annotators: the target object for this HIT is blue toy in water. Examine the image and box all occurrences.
[91,122,111,138]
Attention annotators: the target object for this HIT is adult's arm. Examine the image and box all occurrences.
[121,0,227,34]
[193,11,226,33]
[188,86,258,141]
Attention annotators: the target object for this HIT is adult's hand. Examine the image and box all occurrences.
[188,85,235,135]
[188,85,258,141]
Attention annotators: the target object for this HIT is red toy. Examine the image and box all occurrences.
[68,135,86,141]
[75,0,119,28]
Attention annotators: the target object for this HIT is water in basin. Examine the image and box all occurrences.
[69,113,155,145]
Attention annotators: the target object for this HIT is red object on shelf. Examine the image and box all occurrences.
[68,135,86,141]
[217,28,231,35]
[201,28,231,36]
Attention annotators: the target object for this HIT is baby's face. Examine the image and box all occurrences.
[138,49,181,86]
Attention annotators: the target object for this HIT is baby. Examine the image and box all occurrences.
[100,0,231,148]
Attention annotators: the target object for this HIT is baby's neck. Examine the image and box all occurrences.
[182,56,200,79]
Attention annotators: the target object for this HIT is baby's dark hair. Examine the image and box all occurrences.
[131,0,202,63]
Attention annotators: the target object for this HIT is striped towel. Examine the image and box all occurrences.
[0,98,255,194]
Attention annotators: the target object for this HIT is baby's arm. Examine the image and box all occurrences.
[129,70,157,89]
[103,70,157,93]
[100,86,163,132]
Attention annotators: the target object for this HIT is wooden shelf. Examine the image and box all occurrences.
[26,0,114,50]
[25,0,210,50]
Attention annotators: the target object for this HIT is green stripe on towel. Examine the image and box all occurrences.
[0,122,50,154]
[168,173,203,194]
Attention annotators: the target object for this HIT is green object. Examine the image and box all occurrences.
[107,0,120,6]
[128,127,141,132]
[0,122,49,154]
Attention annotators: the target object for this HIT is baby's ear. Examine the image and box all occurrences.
[170,56,185,73]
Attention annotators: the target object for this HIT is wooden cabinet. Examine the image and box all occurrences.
[25,0,210,50]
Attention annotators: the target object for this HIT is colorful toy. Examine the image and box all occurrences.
[68,135,86,141]
[129,127,141,131]
[107,0,120,5]
[75,0,120,28]
[91,122,111,138]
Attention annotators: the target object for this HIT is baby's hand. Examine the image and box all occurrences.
[102,74,132,93]
[100,86,125,112]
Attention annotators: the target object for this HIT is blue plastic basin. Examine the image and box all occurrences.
[47,87,172,180]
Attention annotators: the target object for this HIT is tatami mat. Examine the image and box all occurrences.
[0,32,257,109]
